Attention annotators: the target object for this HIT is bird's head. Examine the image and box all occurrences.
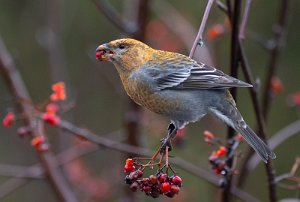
[96,38,153,73]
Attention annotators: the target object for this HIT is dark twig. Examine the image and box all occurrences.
[93,0,138,35]
[262,0,291,119]
[0,37,78,202]
[223,1,242,201]
[239,40,277,202]
[189,0,214,58]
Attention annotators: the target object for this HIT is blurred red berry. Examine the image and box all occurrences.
[217,146,227,157]
[149,175,157,184]
[124,164,135,173]
[292,91,300,106]
[270,77,283,94]
[125,158,134,166]
[46,103,59,115]
[171,176,182,187]
[159,173,168,183]
[17,127,30,137]
[42,113,60,126]
[207,24,225,40]
[31,136,45,147]
[161,182,171,193]
[170,185,180,194]
[2,112,15,128]
[50,82,66,101]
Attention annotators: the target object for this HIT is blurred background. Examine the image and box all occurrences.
[0,0,300,201]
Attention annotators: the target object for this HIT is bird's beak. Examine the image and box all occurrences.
[95,44,114,61]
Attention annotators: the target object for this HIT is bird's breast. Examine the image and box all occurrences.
[120,75,180,115]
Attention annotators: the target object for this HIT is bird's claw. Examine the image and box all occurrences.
[160,138,172,154]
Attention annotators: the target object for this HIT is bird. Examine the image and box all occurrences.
[95,38,276,163]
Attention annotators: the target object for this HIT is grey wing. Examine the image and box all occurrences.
[138,59,252,91]
[175,63,252,89]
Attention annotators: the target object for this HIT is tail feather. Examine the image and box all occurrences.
[236,125,276,163]
[210,96,276,163]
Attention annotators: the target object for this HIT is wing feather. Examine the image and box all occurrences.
[139,54,252,91]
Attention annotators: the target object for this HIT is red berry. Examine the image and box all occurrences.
[172,176,182,186]
[3,112,15,128]
[161,182,171,193]
[143,186,151,194]
[171,185,180,194]
[95,51,102,59]
[270,76,283,94]
[217,146,227,156]
[149,175,157,184]
[159,173,168,183]
[135,170,143,178]
[123,164,135,173]
[125,158,134,166]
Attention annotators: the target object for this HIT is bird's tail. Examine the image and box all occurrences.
[235,123,276,163]
[210,98,276,163]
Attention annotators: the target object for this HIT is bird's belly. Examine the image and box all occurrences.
[125,84,207,122]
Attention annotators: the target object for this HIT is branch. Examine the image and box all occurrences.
[239,0,253,40]
[0,144,99,199]
[223,1,242,201]
[0,37,78,202]
[57,119,259,201]
[262,0,291,119]
[93,0,138,36]
[189,0,214,58]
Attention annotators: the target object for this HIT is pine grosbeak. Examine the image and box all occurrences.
[96,38,275,163]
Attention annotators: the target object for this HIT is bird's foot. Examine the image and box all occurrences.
[160,138,172,154]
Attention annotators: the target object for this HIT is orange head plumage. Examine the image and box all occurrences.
[96,38,154,74]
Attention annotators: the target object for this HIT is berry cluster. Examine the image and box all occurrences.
[124,158,182,198]
[203,131,243,187]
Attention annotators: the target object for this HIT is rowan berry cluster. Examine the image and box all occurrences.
[2,82,67,151]
[124,158,182,198]
[203,130,243,187]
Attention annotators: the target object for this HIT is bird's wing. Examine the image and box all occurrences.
[175,62,252,89]
[141,58,252,91]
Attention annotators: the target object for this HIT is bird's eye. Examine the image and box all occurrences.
[118,44,126,49]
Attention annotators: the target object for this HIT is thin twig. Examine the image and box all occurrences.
[223,0,242,201]
[239,0,253,40]
[262,0,291,119]
[93,0,138,35]
[189,0,214,58]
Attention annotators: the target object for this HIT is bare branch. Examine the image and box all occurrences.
[262,0,291,119]
[93,0,138,35]
[239,0,253,40]
[189,0,214,58]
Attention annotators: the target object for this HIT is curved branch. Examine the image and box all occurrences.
[57,119,259,202]
[93,0,138,35]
